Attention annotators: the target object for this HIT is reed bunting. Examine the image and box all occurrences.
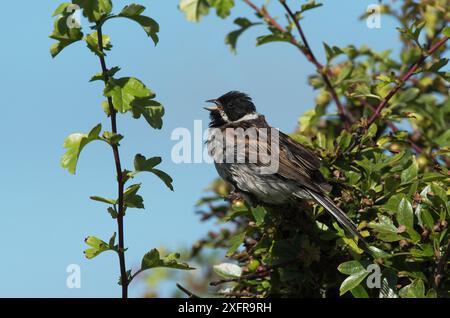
[204,91,361,239]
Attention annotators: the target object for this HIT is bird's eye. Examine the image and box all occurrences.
[227,102,234,108]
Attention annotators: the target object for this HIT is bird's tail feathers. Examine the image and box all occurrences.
[306,190,362,240]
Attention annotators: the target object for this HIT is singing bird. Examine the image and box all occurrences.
[204,91,361,239]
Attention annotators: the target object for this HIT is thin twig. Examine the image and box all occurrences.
[176,283,201,298]
[434,239,450,289]
[279,0,352,127]
[368,36,449,125]
[210,269,273,286]
[242,0,352,128]
[96,24,128,299]
[359,97,424,154]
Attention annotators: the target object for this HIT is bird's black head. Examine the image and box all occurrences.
[205,91,256,123]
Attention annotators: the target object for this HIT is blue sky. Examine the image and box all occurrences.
[0,0,402,297]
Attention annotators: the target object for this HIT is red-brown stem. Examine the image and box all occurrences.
[359,98,424,154]
[96,25,128,299]
[368,36,449,125]
[243,0,351,128]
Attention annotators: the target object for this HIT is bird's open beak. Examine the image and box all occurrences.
[204,99,219,112]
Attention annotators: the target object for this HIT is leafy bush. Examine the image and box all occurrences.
[180,0,450,298]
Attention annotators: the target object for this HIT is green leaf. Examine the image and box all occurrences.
[104,77,154,113]
[85,31,112,57]
[141,249,193,271]
[134,154,162,171]
[335,63,353,84]
[150,169,174,191]
[50,12,84,57]
[72,0,113,23]
[52,3,71,17]
[399,279,425,298]
[90,66,121,82]
[226,231,245,257]
[251,206,266,225]
[338,261,369,296]
[256,33,293,46]
[102,131,123,145]
[131,98,164,129]
[431,183,448,206]
[61,124,102,174]
[443,26,450,37]
[108,232,116,248]
[337,260,366,275]
[428,58,449,73]
[209,0,235,18]
[397,198,414,230]
[401,157,418,184]
[350,285,369,298]
[118,4,160,45]
[123,184,144,209]
[90,196,116,205]
[225,18,260,53]
[84,236,112,259]
[300,1,323,13]
[179,0,210,22]
[133,154,173,190]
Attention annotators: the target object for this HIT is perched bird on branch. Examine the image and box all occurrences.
[204,91,361,239]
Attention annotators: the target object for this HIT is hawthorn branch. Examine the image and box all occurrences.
[280,0,352,129]
[96,24,128,299]
[242,0,351,128]
[176,283,201,298]
[210,269,273,286]
[359,97,424,154]
[368,36,449,125]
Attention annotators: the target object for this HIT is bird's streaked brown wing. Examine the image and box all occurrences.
[222,118,330,193]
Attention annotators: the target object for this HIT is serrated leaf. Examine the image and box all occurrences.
[50,13,84,57]
[104,77,154,113]
[84,236,111,259]
[72,0,113,23]
[61,124,101,174]
[226,18,260,53]
[131,98,164,129]
[134,154,162,171]
[85,31,112,57]
[209,0,235,18]
[52,3,71,17]
[150,169,174,191]
[300,1,323,13]
[90,66,121,82]
[256,33,293,46]
[123,184,144,209]
[141,249,193,271]
[118,4,160,45]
